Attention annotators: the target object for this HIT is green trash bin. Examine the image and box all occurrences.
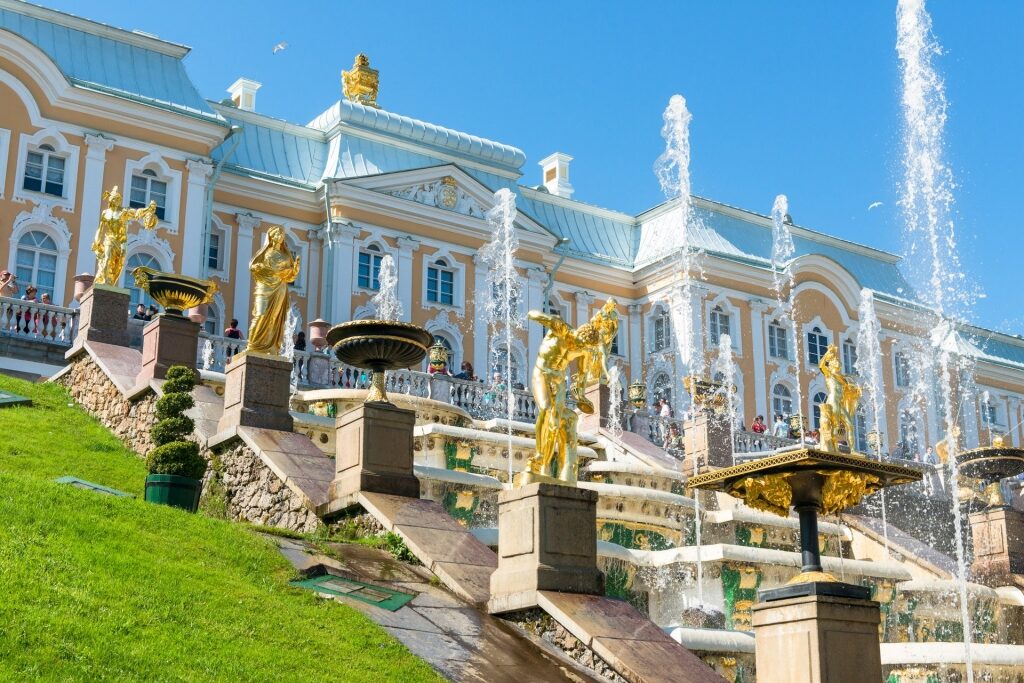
[144,474,202,512]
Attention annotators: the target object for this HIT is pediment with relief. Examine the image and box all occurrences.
[385,176,486,219]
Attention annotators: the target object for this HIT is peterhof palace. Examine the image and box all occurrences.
[1,0,1021,458]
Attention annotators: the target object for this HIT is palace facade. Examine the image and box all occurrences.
[1,0,1022,455]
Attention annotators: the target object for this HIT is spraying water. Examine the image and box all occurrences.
[855,288,891,550]
[712,333,739,465]
[281,306,299,391]
[897,0,975,673]
[770,195,805,436]
[655,95,704,392]
[607,365,624,440]
[479,189,524,484]
[371,255,403,322]
[201,338,215,371]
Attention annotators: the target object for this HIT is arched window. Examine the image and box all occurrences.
[204,301,220,335]
[358,244,383,290]
[123,253,162,309]
[772,384,793,418]
[652,373,672,407]
[651,308,671,352]
[768,320,789,360]
[898,411,919,459]
[432,334,455,369]
[854,409,869,453]
[709,305,731,346]
[15,230,58,300]
[807,326,829,365]
[23,143,65,197]
[842,339,858,375]
[490,342,523,387]
[129,168,168,221]
[811,391,828,429]
[544,298,565,317]
[427,258,455,305]
[207,221,227,274]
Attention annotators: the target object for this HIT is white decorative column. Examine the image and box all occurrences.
[526,267,547,380]
[329,222,359,324]
[233,212,261,330]
[961,369,980,447]
[182,159,214,277]
[75,133,115,276]
[306,229,322,324]
[628,304,642,384]
[472,253,489,372]
[575,290,593,327]
[1010,397,1022,447]
[395,235,420,323]
[749,298,769,420]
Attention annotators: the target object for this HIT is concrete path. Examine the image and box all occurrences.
[273,536,603,682]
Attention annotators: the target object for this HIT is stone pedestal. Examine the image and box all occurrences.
[970,506,1024,585]
[579,382,611,434]
[217,351,294,433]
[330,401,419,507]
[752,593,882,683]
[136,314,200,386]
[488,483,603,614]
[683,411,732,475]
[69,284,129,354]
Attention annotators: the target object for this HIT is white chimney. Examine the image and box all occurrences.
[539,152,574,199]
[227,77,262,112]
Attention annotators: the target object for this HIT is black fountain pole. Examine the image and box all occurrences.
[796,502,823,574]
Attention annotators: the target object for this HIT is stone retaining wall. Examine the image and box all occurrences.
[503,609,627,683]
[56,356,157,455]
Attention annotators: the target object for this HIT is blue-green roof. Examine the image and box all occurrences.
[0,4,217,118]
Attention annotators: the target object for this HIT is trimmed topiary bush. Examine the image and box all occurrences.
[146,441,207,479]
[146,365,205,480]
[155,392,194,421]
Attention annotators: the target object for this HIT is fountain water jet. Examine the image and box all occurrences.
[712,333,738,466]
[856,288,891,551]
[607,365,624,440]
[371,254,403,322]
[770,195,805,435]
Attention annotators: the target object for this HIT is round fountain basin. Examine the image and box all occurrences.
[326,319,433,370]
[956,446,1024,484]
[131,267,218,315]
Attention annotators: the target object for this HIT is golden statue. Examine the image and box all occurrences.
[91,186,159,285]
[818,344,861,453]
[342,53,379,108]
[935,425,961,465]
[246,226,301,355]
[519,299,619,485]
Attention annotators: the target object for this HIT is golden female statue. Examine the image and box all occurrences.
[818,344,861,453]
[246,226,301,355]
[91,186,159,285]
[521,299,619,485]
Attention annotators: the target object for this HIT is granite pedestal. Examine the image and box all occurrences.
[330,401,420,509]
[578,382,611,434]
[752,593,882,683]
[136,314,200,385]
[488,482,603,614]
[217,351,294,433]
[69,284,129,354]
[970,506,1024,585]
[683,411,732,475]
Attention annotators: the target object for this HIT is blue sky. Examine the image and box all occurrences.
[49,1,1024,334]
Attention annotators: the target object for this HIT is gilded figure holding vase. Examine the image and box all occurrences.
[246,226,301,355]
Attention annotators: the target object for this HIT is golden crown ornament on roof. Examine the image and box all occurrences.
[342,53,379,108]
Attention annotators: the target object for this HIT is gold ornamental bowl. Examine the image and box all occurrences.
[628,379,647,408]
[955,444,1024,509]
[132,267,218,316]
[326,319,434,403]
[428,340,450,372]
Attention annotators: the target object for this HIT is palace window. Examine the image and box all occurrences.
[898,412,919,458]
[982,400,999,426]
[357,244,383,290]
[772,384,793,418]
[544,298,565,317]
[842,339,858,375]
[426,258,455,305]
[652,309,671,352]
[610,331,620,356]
[22,144,65,197]
[768,320,789,360]
[854,410,869,452]
[207,230,222,272]
[894,351,911,388]
[204,302,220,336]
[15,231,58,301]
[652,373,672,407]
[806,326,829,366]
[123,252,162,309]
[491,343,523,386]
[129,169,168,221]
[709,305,731,346]
[812,391,828,430]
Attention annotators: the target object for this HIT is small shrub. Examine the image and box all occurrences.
[151,415,195,446]
[146,442,206,479]
[162,366,196,394]
[155,392,194,421]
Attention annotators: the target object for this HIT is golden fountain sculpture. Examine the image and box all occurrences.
[517,299,619,487]
[246,226,301,355]
[92,185,159,286]
[689,343,922,597]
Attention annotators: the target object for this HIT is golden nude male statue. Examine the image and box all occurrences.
[247,226,301,355]
[818,344,862,453]
[518,298,619,486]
[91,185,159,285]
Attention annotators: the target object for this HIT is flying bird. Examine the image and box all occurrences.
[867,201,883,210]
[272,41,288,54]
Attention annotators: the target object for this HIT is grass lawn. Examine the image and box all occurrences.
[0,375,442,682]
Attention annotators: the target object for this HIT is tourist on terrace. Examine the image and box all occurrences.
[294,331,307,351]
[132,303,148,321]
[147,304,159,319]
[224,319,243,340]
[750,415,766,434]
[0,270,15,297]
[453,361,475,381]
[772,414,788,438]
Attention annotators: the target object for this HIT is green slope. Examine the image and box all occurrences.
[0,375,442,682]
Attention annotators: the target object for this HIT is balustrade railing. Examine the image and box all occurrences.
[0,296,76,346]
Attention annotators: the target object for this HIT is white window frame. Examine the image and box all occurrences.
[709,305,731,347]
[0,128,10,199]
[14,127,80,211]
[123,153,182,232]
[14,230,60,301]
[7,204,72,305]
[650,305,671,353]
[356,241,388,293]
[283,228,309,296]
[772,382,794,418]
[768,319,790,361]
[206,215,232,281]
[811,391,828,429]
[893,350,911,388]
[842,339,858,376]
[421,248,465,315]
[704,295,742,354]
[803,318,830,369]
